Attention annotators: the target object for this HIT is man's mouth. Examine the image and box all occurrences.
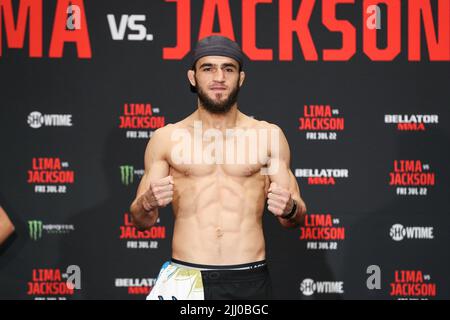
[210,86,227,91]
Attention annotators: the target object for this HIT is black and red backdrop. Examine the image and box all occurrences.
[0,0,449,300]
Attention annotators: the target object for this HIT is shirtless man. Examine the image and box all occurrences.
[130,36,307,300]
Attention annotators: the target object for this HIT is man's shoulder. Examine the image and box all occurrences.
[149,118,193,146]
[149,125,167,140]
[251,120,288,150]
[145,124,175,152]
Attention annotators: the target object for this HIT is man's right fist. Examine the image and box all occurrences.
[141,176,174,211]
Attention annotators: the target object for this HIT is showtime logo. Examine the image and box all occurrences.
[27,157,75,193]
[119,103,166,139]
[390,270,436,299]
[115,278,156,295]
[389,224,434,241]
[295,168,349,185]
[300,278,344,296]
[298,105,344,141]
[300,214,345,250]
[384,114,439,131]
[27,111,73,129]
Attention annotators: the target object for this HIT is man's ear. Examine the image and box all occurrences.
[239,71,245,87]
[187,70,196,87]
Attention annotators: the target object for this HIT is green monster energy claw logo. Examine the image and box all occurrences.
[28,220,43,241]
[120,165,134,186]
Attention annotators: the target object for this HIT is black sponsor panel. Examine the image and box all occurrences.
[0,0,448,300]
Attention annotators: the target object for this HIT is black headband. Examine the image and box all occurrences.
[191,35,244,69]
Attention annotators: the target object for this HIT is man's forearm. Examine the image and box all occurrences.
[130,195,159,230]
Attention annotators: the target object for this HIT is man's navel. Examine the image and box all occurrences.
[216,227,223,238]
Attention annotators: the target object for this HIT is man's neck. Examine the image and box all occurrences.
[195,104,240,129]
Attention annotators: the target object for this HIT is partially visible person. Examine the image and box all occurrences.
[0,206,15,245]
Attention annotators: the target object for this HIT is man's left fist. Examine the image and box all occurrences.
[267,182,294,217]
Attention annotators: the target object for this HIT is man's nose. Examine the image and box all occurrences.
[213,69,226,82]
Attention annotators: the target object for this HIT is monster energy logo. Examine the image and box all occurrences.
[120,165,134,185]
[28,220,43,241]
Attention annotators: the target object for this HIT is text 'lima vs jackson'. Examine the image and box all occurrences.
[0,0,449,61]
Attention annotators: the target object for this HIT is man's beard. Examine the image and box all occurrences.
[195,78,240,114]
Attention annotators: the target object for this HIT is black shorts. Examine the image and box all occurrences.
[147,258,273,300]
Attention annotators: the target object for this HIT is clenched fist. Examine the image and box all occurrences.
[267,182,294,218]
[141,176,174,211]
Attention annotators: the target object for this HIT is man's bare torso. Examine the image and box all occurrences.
[160,111,271,265]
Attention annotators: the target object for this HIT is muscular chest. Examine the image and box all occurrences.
[166,132,270,177]
[168,156,265,177]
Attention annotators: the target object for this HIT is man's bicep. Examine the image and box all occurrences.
[135,133,170,199]
[268,124,291,188]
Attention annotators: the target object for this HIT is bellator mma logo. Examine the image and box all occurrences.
[298,104,344,141]
[390,270,437,299]
[115,278,157,296]
[300,213,345,250]
[1,0,449,61]
[384,114,439,131]
[295,168,349,185]
[119,103,166,139]
[389,160,435,196]
[27,157,75,193]
[120,213,166,250]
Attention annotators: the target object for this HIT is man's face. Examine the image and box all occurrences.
[190,56,244,114]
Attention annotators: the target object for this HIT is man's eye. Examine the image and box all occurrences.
[203,68,211,71]
[226,68,234,72]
